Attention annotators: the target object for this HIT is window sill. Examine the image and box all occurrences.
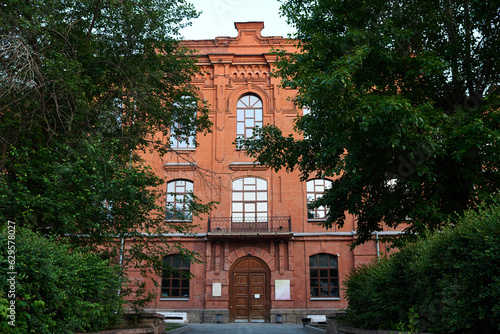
[229,162,268,171]
[159,298,189,301]
[310,297,340,301]
[164,162,197,171]
[308,219,327,223]
[171,148,196,151]
[165,220,193,223]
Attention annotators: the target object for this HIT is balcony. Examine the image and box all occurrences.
[207,216,292,239]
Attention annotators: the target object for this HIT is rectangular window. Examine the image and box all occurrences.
[170,96,197,149]
[309,253,339,298]
[161,255,190,299]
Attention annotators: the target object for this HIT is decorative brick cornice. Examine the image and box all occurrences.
[207,54,235,64]
[225,246,274,271]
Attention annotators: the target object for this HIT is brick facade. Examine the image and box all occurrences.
[136,22,401,323]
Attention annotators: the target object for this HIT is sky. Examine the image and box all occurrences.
[181,0,295,40]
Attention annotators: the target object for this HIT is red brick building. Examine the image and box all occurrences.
[140,22,400,323]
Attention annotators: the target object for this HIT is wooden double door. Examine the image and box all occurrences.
[229,257,270,323]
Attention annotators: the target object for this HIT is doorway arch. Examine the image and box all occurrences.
[229,256,270,323]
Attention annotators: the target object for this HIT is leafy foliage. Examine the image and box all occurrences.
[238,0,500,245]
[344,196,500,333]
[0,0,216,315]
[0,227,123,334]
[0,0,211,234]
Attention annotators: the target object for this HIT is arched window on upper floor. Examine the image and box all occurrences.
[232,177,268,223]
[306,178,332,220]
[166,179,193,221]
[236,94,263,139]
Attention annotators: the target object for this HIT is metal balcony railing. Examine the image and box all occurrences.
[208,216,291,233]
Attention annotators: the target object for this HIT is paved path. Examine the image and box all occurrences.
[186,323,307,334]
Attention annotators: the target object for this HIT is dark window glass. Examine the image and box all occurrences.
[310,256,317,267]
[309,253,339,298]
[161,254,190,299]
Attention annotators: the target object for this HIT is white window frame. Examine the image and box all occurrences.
[166,179,194,221]
[232,177,268,222]
[236,94,263,139]
[306,179,332,220]
[170,96,197,150]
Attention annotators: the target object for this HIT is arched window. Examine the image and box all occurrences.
[166,180,193,221]
[161,254,190,299]
[232,177,268,222]
[170,95,197,149]
[306,179,332,219]
[309,253,339,298]
[236,94,263,139]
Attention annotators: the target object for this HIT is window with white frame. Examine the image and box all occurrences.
[306,179,332,219]
[236,94,263,139]
[309,253,339,298]
[232,177,268,222]
[166,180,193,221]
[170,96,197,149]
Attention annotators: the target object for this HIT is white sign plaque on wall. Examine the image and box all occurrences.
[212,282,221,297]
[275,279,290,300]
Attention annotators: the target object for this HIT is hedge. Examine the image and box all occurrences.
[344,197,500,333]
[0,227,122,333]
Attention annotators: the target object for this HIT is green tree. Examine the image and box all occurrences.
[238,0,500,245]
[0,0,214,309]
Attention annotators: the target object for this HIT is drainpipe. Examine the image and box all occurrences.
[375,231,380,261]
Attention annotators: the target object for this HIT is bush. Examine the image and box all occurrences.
[344,197,500,333]
[344,244,421,330]
[0,227,122,333]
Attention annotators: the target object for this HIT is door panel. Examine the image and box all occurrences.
[233,273,249,322]
[229,257,270,322]
[249,273,266,321]
[235,275,248,284]
[235,286,247,294]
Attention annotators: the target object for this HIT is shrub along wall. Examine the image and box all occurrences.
[344,196,500,333]
[0,228,122,334]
